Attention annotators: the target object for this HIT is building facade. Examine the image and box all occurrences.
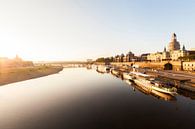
[113,51,135,62]
[182,61,195,71]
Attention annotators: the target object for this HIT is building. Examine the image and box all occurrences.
[123,51,135,62]
[140,53,150,61]
[168,33,180,51]
[147,33,188,61]
[147,52,163,62]
[170,49,188,61]
[113,51,135,62]
[183,61,195,71]
[188,50,195,55]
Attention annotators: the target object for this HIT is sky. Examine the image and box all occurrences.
[0,0,195,61]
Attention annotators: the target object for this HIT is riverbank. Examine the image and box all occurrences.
[0,66,63,86]
[96,63,195,92]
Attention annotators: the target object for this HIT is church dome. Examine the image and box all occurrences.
[168,33,180,51]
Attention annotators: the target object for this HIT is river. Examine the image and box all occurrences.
[0,68,194,129]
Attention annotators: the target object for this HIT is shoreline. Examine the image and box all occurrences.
[0,66,63,86]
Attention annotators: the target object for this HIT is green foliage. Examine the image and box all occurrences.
[96,57,105,62]
[96,57,114,62]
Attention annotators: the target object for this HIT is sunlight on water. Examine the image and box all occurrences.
[0,68,194,129]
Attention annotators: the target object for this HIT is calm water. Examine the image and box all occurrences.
[0,68,194,129]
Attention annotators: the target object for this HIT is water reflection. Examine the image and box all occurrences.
[177,89,195,100]
[0,68,194,129]
[108,69,176,101]
[99,66,195,101]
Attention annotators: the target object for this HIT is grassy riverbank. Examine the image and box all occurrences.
[0,66,63,86]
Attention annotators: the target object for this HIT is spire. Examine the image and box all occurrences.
[171,33,177,41]
[182,45,186,51]
[164,47,166,52]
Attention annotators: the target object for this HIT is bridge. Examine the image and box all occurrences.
[35,61,92,67]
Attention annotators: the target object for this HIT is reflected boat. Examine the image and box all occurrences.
[124,79,132,85]
[96,69,106,74]
[150,89,176,101]
[177,89,195,100]
[86,65,92,70]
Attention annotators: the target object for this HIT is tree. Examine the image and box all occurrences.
[96,57,105,62]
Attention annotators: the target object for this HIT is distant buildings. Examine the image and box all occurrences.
[113,51,135,62]
[0,55,33,68]
[87,59,93,63]
[147,33,192,61]
[95,33,195,71]
[140,53,150,61]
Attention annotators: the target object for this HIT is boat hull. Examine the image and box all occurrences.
[111,69,119,76]
[134,79,177,96]
[123,73,133,80]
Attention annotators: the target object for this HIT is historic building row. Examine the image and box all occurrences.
[113,51,135,62]
[147,33,194,61]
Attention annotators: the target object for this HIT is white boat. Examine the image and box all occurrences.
[151,83,177,96]
[122,72,134,81]
[151,88,176,101]
[132,72,177,96]
[96,65,111,73]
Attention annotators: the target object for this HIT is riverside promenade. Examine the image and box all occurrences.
[106,62,195,92]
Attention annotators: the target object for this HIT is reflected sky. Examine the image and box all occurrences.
[0,68,194,129]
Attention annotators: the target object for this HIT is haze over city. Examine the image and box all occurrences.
[0,0,195,61]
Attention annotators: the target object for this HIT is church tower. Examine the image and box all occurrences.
[182,45,186,51]
[168,33,180,51]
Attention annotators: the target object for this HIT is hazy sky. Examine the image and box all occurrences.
[0,0,195,61]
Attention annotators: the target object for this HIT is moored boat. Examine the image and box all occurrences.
[111,68,120,76]
[131,72,177,96]
[151,82,177,96]
[122,72,135,81]
[96,65,111,73]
